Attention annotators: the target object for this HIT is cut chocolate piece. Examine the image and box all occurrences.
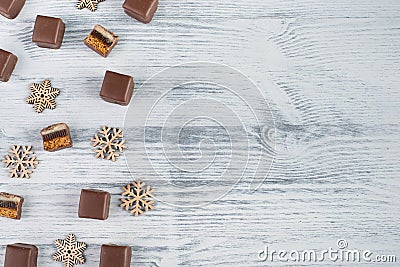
[123,0,158,24]
[0,192,24,220]
[40,123,73,152]
[100,70,134,105]
[0,49,18,82]
[32,15,65,49]
[0,0,26,19]
[4,243,38,267]
[84,25,118,57]
[99,244,132,267]
[78,189,110,220]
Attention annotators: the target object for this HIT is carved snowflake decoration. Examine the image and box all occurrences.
[120,179,155,217]
[90,126,127,162]
[2,145,39,178]
[26,79,60,113]
[76,0,105,12]
[53,234,87,267]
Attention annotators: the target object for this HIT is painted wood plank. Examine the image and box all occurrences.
[1,0,399,266]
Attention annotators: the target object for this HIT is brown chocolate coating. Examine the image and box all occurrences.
[78,189,110,220]
[5,243,38,267]
[0,0,26,19]
[40,123,73,152]
[100,70,134,106]
[122,0,158,24]
[99,244,132,267]
[32,15,65,49]
[0,49,18,82]
[84,25,119,58]
[0,192,24,220]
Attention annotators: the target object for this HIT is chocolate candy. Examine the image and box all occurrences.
[4,243,38,267]
[99,244,132,267]
[100,70,134,106]
[84,25,118,57]
[0,49,18,82]
[0,192,24,220]
[32,15,65,49]
[78,189,110,220]
[0,0,26,19]
[123,0,158,24]
[40,123,73,152]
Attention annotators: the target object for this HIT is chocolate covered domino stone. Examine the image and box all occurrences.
[4,243,38,267]
[0,49,18,82]
[100,70,134,105]
[0,0,26,19]
[84,25,118,57]
[32,15,65,49]
[40,123,73,152]
[78,189,110,220]
[0,192,24,220]
[99,244,132,267]
[123,0,158,24]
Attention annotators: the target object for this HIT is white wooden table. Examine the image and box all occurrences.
[1,0,399,266]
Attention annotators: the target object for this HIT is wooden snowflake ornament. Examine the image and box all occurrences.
[26,79,60,113]
[77,0,105,12]
[120,179,155,217]
[91,126,127,162]
[2,145,39,178]
[53,234,87,267]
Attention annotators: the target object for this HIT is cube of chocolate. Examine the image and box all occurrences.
[78,189,110,220]
[0,192,24,220]
[4,243,38,267]
[122,0,158,24]
[40,123,73,152]
[100,70,134,106]
[32,15,65,49]
[0,0,26,19]
[84,25,118,57]
[0,49,18,82]
[99,244,132,267]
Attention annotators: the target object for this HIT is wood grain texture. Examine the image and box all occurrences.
[1,0,399,266]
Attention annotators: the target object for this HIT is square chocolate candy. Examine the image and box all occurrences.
[78,189,110,220]
[0,49,18,82]
[99,244,132,267]
[4,243,38,267]
[32,15,65,49]
[123,0,158,24]
[0,0,26,19]
[100,70,134,106]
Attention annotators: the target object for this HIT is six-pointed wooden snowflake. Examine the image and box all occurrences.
[76,0,105,12]
[2,145,39,178]
[120,179,155,217]
[90,126,127,162]
[53,234,87,267]
[26,79,60,113]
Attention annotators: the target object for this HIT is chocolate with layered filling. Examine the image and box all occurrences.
[84,25,118,57]
[40,123,73,152]
[0,192,24,220]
